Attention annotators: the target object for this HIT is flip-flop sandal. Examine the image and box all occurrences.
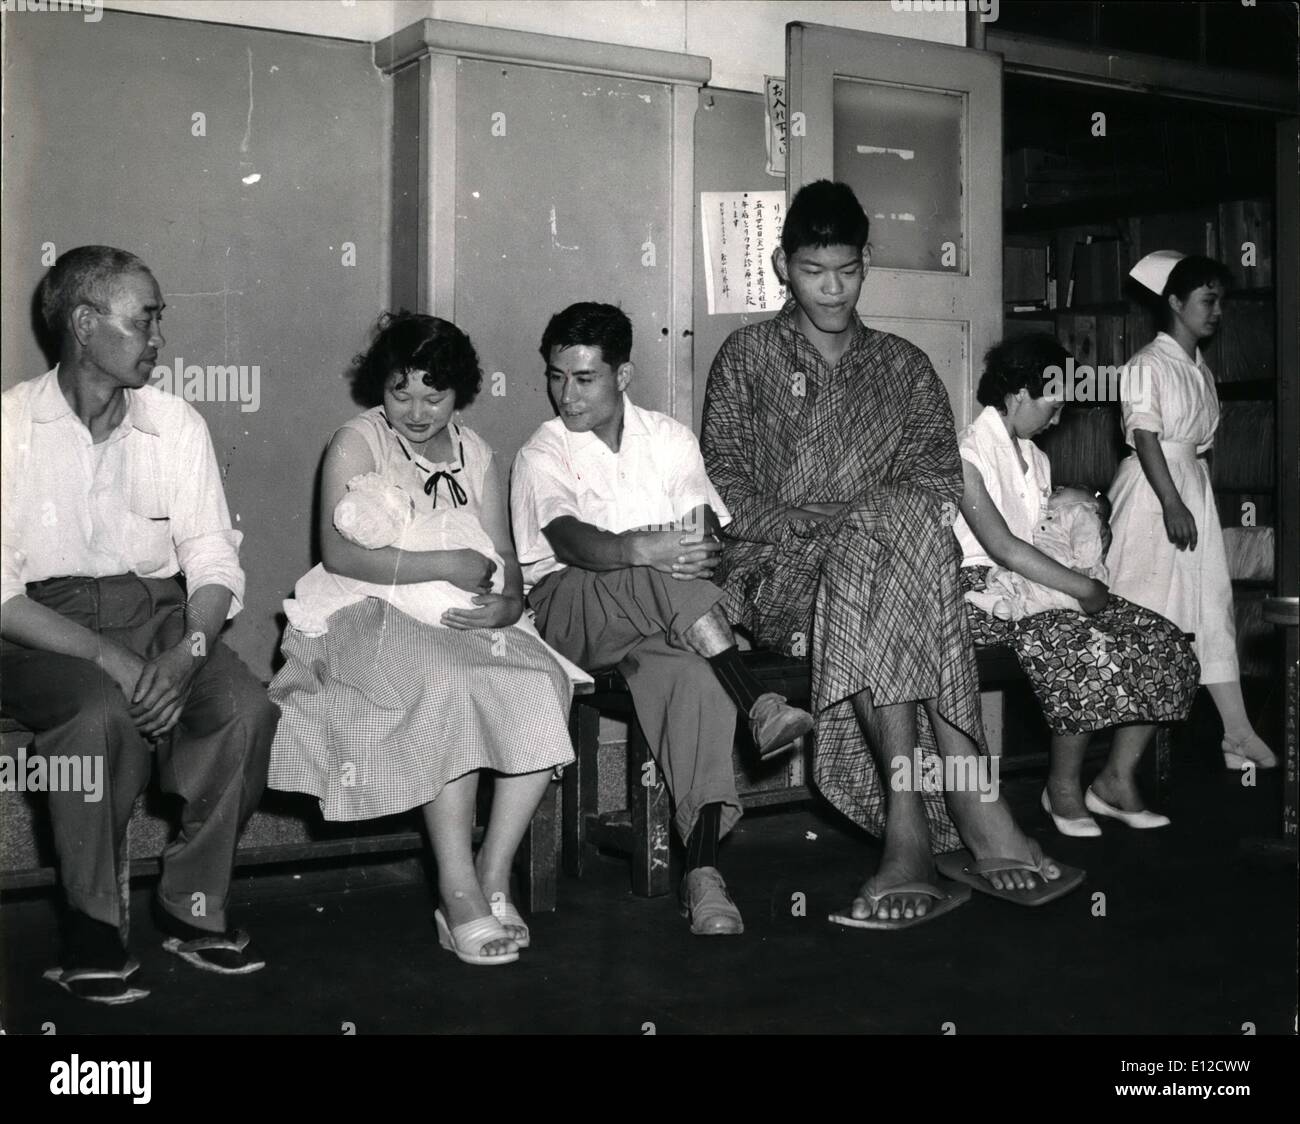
[828,879,971,930]
[488,892,531,949]
[161,928,266,975]
[43,959,150,1005]
[935,849,1085,907]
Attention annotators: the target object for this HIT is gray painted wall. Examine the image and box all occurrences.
[1,8,391,679]
[451,59,675,463]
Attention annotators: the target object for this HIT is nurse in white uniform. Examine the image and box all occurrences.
[1107,251,1277,771]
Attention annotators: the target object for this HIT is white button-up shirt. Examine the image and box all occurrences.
[510,395,731,590]
[1,368,245,614]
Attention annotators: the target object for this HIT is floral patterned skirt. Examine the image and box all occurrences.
[961,566,1199,735]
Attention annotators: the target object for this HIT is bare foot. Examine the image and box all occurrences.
[977,836,1060,893]
[953,798,1062,893]
[849,851,940,922]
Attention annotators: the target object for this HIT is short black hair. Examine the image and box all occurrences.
[1164,255,1234,302]
[781,180,870,256]
[39,245,151,337]
[539,302,632,369]
[1157,255,1234,330]
[349,311,482,409]
[977,333,1070,408]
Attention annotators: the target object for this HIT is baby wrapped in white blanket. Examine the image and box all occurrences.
[965,486,1109,621]
[284,470,506,635]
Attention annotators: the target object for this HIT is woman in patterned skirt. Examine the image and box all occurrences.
[953,334,1199,837]
[268,313,580,966]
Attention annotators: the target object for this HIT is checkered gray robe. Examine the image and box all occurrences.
[702,305,981,852]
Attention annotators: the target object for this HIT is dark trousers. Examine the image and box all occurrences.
[529,566,741,844]
[0,576,276,934]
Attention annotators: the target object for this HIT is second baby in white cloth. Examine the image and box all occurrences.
[965,486,1110,620]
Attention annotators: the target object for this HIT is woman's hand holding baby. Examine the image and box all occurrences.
[442,591,524,630]
[1078,578,1110,615]
[438,548,498,593]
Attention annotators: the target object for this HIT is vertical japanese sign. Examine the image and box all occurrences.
[764,75,788,178]
[700,191,786,316]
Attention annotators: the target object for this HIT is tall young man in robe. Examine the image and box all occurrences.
[702,182,1081,925]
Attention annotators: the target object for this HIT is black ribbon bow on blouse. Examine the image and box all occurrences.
[382,412,469,509]
[425,469,468,508]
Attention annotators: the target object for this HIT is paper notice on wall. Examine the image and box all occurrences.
[764,75,788,178]
[701,191,786,316]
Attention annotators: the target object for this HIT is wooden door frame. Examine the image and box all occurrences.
[787,22,1004,425]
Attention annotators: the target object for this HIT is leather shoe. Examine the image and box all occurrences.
[681,866,744,935]
[749,693,813,760]
[1084,786,1170,829]
[1040,788,1101,837]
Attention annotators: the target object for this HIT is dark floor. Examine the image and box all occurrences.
[1,734,1294,1036]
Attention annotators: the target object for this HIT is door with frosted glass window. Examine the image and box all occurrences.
[787,23,1002,424]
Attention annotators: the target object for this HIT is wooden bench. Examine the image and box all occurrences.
[563,647,1175,897]
[0,716,562,912]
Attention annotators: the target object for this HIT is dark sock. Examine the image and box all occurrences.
[152,897,225,941]
[686,803,722,871]
[61,908,128,972]
[706,645,767,716]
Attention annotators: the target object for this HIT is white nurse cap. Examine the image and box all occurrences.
[1129,250,1186,296]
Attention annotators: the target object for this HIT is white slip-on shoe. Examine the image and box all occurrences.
[1084,787,1170,830]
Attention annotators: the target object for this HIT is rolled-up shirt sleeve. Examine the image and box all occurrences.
[1121,357,1163,444]
[169,411,245,616]
[510,445,583,566]
[667,425,731,527]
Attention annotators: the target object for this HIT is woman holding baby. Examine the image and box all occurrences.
[954,334,1199,837]
[267,313,581,966]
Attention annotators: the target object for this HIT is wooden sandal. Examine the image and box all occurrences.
[43,959,150,1005]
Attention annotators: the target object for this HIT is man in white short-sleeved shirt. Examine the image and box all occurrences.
[1,247,277,1003]
[512,392,731,590]
[511,303,812,937]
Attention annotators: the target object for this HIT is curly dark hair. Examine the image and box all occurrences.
[976,333,1070,409]
[349,311,482,408]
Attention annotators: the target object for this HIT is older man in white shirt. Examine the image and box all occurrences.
[511,303,812,936]
[1,246,277,1003]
